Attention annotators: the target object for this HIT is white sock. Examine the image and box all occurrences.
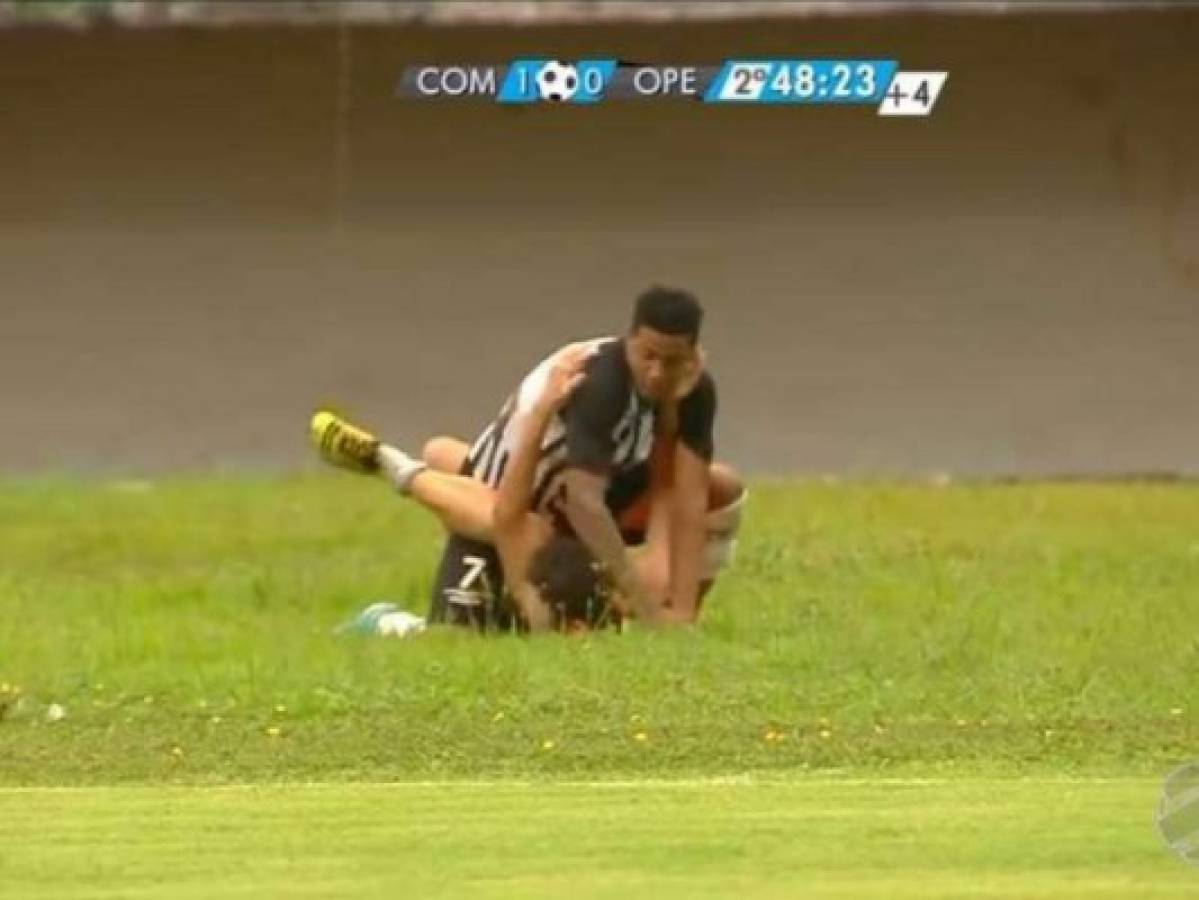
[376,444,427,495]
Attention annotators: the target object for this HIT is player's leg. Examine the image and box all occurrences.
[403,467,498,544]
[422,436,471,474]
[311,411,499,543]
[697,461,748,594]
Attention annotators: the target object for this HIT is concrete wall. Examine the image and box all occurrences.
[2,11,1197,475]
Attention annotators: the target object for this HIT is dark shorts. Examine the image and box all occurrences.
[427,532,523,633]
[427,453,522,633]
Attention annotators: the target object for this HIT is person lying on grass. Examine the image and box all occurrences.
[311,345,745,634]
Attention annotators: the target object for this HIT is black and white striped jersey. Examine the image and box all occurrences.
[465,336,716,515]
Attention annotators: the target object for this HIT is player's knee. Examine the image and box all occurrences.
[708,462,744,511]
[703,463,746,584]
[422,436,468,474]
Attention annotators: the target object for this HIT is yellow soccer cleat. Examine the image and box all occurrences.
[310,410,380,474]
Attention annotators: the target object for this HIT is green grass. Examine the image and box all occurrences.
[2,778,1194,898]
[1,474,1196,783]
[2,475,1197,894]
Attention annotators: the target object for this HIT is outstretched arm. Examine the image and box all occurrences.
[493,344,594,631]
[661,359,717,621]
[662,441,709,621]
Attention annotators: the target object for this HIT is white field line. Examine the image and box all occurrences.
[0,775,1164,795]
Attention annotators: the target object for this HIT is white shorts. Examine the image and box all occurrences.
[702,488,746,581]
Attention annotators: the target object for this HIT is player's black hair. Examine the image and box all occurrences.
[527,534,614,631]
[631,286,703,343]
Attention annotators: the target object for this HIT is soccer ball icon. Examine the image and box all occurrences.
[536,61,579,102]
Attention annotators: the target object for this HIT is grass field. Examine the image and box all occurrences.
[1,474,1197,895]
[3,778,1194,899]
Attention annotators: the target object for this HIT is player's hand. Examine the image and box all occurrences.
[539,342,596,411]
[608,562,664,625]
[673,345,706,401]
[652,346,706,436]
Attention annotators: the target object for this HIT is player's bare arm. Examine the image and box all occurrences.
[560,467,657,622]
[657,346,711,620]
[493,344,594,630]
[662,440,710,621]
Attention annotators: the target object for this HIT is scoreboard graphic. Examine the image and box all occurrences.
[396,59,947,116]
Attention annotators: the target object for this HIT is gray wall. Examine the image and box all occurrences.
[2,12,1197,475]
